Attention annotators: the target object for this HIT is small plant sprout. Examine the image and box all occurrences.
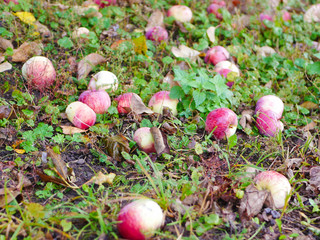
[133,127,156,153]
[88,71,119,92]
[205,46,230,66]
[66,101,96,129]
[205,108,238,140]
[78,90,111,114]
[145,26,168,42]
[117,199,164,240]
[167,5,193,22]
[22,56,56,90]
[148,91,179,116]
[254,171,291,209]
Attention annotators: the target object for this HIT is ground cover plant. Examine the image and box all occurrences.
[0,0,320,239]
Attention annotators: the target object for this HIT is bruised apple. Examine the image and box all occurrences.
[148,91,179,116]
[117,199,164,240]
[167,5,193,22]
[22,56,56,90]
[205,108,238,140]
[145,26,168,42]
[88,71,118,92]
[133,127,156,153]
[66,101,96,129]
[205,46,230,66]
[254,171,291,209]
[78,90,111,114]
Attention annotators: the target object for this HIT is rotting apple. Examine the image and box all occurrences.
[88,71,118,92]
[145,26,168,42]
[205,108,238,140]
[167,5,193,23]
[255,110,284,137]
[133,127,156,154]
[255,95,284,120]
[205,46,230,66]
[254,171,291,209]
[148,91,179,116]
[115,92,139,114]
[78,90,111,114]
[66,101,96,130]
[117,199,164,240]
[94,0,116,8]
[22,56,56,90]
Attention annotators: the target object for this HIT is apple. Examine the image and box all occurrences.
[133,127,156,153]
[254,171,291,209]
[211,0,226,6]
[205,46,230,66]
[207,3,225,20]
[148,91,179,116]
[94,0,116,8]
[259,13,274,28]
[167,5,193,23]
[72,27,90,39]
[78,90,111,114]
[214,60,240,76]
[255,95,284,120]
[145,26,168,42]
[22,56,56,90]
[4,0,18,4]
[117,199,164,240]
[115,92,139,114]
[214,68,235,87]
[282,11,291,22]
[88,71,118,92]
[205,108,238,140]
[66,101,96,129]
[255,110,284,137]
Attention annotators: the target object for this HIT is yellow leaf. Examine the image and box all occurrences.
[132,36,147,55]
[14,149,25,154]
[13,12,36,25]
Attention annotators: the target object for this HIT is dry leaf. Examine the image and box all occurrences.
[150,127,165,154]
[84,171,116,185]
[12,41,43,62]
[206,26,216,44]
[303,121,317,131]
[239,110,253,130]
[256,46,276,57]
[162,73,180,88]
[110,40,129,50]
[269,0,280,9]
[47,147,68,180]
[0,105,13,119]
[233,15,251,31]
[0,37,13,51]
[0,188,21,208]
[0,62,12,73]
[146,10,164,31]
[304,4,320,23]
[13,12,36,25]
[61,125,87,134]
[130,94,153,114]
[310,167,320,191]
[104,134,130,161]
[171,45,200,62]
[300,101,318,110]
[77,53,107,80]
[33,21,52,39]
[73,5,102,18]
[239,184,268,222]
[36,169,71,187]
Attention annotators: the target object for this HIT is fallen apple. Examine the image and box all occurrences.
[255,95,284,120]
[148,91,179,116]
[205,46,230,66]
[254,171,291,209]
[78,90,111,114]
[22,56,56,90]
[94,0,116,8]
[117,199,164,240]
[88,71,118,92]
[205,108,238,140]
[115,92,139,114]
[167,5,193,23]
[214,60,240,76]
[66,101,96,129]
[259,13,274,28]
[255,110,284,137]
[207,3,225,20]
[214,68,237,87]
[282,10,291,22]
[133,127,156,153]
[4,0,18,4]
[145,26,168,42]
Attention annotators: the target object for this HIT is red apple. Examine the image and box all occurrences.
[117,199,164,240]
[4,0,18,3]
[205,108,238,140]
[66,101,96,129]
[205,46,230,66]
[133,127,156,153]
[207,3,225,20]
[78,90,111,114]
[167,5,193,23]
[255,110,284,137]
[88,71,118,92]
[22,56,56,90]
[259,13,274,28]
[145,26,168,42]
[148,91,179,116]
[214,60,240,76]
[254,171,291,209]
[115,92,138,114]
[94,0,116,8]
[255,95,284,120]
[282,11,291,22]
[211,0,226,6]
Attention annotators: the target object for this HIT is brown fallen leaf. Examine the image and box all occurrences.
[0,61,12,73]
[162,73,179,88]
[61,125,87,134]
[47,147,68,180]
[239,184,268,222]
[84,171,116,186]
[239,109,253,130]
[12,41,43,62]
[146,10,164,32]
[77,53,107,80]
[0,105,13,119]
[0,37,13,51]
[36,169,72,188]
[0,187,21,208]
[171,45,200,62]
[130,93,153,114]
[33,21,52,40]
[300,101,319,110]
[104,134,130,161]
[150,127,166,154]
[310,166,320,191]
[233,15,251,31]
[302,121,317,131]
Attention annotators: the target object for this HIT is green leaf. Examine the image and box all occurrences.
[307,62,320,75]
[170,86,184,99]
[162,56,174,65]
[57,37,74,49]
[193,90,206,107]
[227,134,237,149]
